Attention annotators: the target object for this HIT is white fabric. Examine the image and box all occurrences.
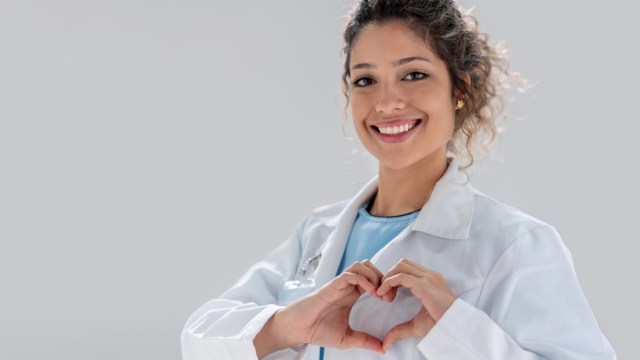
[181,158,616,360]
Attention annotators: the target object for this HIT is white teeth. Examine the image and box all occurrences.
[378,122,416,135]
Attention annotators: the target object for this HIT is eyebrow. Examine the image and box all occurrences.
[350,56,431,71]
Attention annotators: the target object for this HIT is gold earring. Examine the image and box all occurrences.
[455,99,465,110]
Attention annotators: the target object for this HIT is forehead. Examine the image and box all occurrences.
[349,20,439,66]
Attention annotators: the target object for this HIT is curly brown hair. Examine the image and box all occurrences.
[341,0,515,171]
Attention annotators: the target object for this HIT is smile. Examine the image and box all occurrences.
[376,121,419,135]
[371,119,422,143]
[371,119,422,135]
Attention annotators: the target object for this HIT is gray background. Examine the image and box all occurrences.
[0,0,635,359]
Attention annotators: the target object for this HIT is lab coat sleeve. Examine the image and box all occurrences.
[181,218,309,360]
[417,224,616,360]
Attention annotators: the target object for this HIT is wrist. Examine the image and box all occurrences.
[253,309,304,359]
[271,308,306,348]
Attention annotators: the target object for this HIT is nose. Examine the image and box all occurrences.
[374,82,407,114]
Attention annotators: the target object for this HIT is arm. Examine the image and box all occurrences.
[180,216,386,360]
[255,260,386,358]
[417,225,616,359]
[181,223,304,360]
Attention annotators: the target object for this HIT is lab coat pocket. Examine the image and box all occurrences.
[277,252,322,306]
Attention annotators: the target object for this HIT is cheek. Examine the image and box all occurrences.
[349,95,372,125]
[410,86,452,109]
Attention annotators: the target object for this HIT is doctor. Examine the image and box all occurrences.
[182,0,615,359]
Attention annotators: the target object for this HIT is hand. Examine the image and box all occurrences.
[255,260,385,358]
[376,258,456,352]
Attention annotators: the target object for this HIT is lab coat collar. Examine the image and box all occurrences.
[315,179,375,286]
[411,157,475,240]
[315,158,474,286]
[322,157,474,240]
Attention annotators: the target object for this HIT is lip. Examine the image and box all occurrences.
[371,118,420,127]
[370,118,422,143]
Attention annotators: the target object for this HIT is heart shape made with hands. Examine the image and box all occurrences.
[354,259,451,353]
[338,284,431,354]
[303,258,456,354]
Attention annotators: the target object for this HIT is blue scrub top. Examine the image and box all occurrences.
[320,205,419,360]
[338,206,419,273]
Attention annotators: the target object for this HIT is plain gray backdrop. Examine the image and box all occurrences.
[1,0,636,359]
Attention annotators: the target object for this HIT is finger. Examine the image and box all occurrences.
[374,271,398,302]
[382,307,432,352]
[379,273,456,319]
[377,273,419,298]
[380,259,425,284]
[350,261,383,288]
[361,260,384,282]
[385,269,450,302]
[342,329,384,353]
[358,261,385,299]
[396,258,424,271]
[381,287,397,303]
[338,271,377,295]
[382,320,417,353]
[342,262,382,297]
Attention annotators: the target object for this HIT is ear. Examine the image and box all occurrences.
[454,73,472,100]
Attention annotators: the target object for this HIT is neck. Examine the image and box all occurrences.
[369,153,449,217]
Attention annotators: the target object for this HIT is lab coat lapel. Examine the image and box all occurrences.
[411,157,475,240]
[314,158,474,287]
[314,178,378,288]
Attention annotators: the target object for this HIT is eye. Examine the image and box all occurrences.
[352,76,375,87]
[403,71,429,81]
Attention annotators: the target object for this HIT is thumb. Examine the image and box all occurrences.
[382,320,417,353]
[342,329,384,353]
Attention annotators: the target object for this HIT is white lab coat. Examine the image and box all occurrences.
[181,158,615,360]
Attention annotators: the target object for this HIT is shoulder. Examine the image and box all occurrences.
[297,199,350,231]
[472,189,550,233]
[468,187,566,257]
[309,199,350,220]
[288,199,350,240]
[462,187,578,284]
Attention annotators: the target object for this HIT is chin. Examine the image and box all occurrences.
[378,157,419,171]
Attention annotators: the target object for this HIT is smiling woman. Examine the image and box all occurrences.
[181,0,616,359]
[349,21,456,183]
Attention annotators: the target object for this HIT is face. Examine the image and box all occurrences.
[348,20,457,172]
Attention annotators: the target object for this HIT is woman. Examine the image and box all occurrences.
[182,0,615,359]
